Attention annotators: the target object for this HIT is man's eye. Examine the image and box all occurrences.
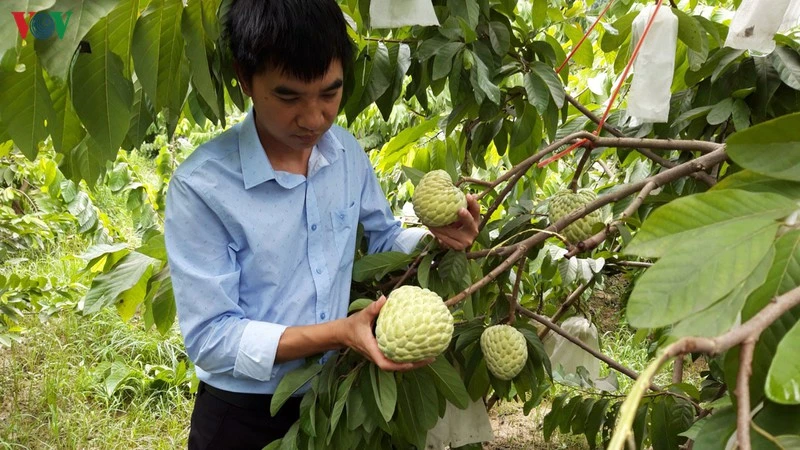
[278,96,299,103]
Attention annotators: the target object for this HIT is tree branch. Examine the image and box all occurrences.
[464,148,726,264]
[564,93,717,186]
[607,285,800,450]
[736,339,757,450]
[569,148,593,192]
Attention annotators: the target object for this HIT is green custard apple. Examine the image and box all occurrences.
[547,190,603,244]
[376,285,454,363]
[480,324,528,380]
[412,170,467,227]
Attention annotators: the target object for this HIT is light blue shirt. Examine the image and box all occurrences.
[164,110,427,394]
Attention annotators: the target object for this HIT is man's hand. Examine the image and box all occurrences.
[428,194,481,251]
[341,296,433,372]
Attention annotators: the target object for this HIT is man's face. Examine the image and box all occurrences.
[239,59,344,152]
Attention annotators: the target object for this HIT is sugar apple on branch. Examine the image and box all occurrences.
[375,285,454,363]
[547,190,603,244]
[412,170,467,227]
[480,324,528,380]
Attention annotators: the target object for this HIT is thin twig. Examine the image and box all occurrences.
[507,257,526,325]
[608,260,654,268]
[569,148,593,192]
[479,169,527,232]
[672,356,684,384]
[458,177,494,188]
[538,280,594,340]
[736,339,757,450]
[392,239,436,290]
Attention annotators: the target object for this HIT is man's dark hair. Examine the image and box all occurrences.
[225,0,354,82]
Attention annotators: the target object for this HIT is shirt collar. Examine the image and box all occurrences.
[238,108,345,190]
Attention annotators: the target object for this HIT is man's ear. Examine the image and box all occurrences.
[233,61,252,97]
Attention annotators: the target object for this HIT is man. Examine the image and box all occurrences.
[164,0,480,448]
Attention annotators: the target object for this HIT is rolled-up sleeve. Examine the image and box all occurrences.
[164,175,286,381]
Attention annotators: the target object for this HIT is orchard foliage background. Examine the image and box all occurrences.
[1,0,800,449]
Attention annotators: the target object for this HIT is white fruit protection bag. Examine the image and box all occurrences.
[369,0,439,28]
[626,5,678,124]
[725,0,792,54]
[780,0,800,32]
[543,317,601,380]
[425,399,494,450]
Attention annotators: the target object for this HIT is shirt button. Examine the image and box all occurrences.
[316,268,322,274]
[320,312,326,320]
[311,224,317,231]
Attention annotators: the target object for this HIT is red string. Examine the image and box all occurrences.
[555,0,616,74]
[538,0,666,168]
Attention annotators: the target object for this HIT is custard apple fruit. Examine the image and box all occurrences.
[480,325,528,380]
[547,190,603,244]
[376,285,454,363]
[412,170,467,227]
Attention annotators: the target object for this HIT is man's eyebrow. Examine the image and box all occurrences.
[322,79,344,92]
[273,86,301,96]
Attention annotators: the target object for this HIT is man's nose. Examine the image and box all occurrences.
[297,104,326,131]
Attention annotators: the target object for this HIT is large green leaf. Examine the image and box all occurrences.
[627,190,796,258]
[524,71,550,115]
[82,251,160,314]
[690,406,736,450]
[70,48,133,163]
[124,79,155,150]
[0,0,56,65]
[105,0,141,77]
[352,252,415,282]
[0,38,55,160]
[771,46,800,91]
[35,0,122,80]
[423,356,470,410]
[432,43,464,81]
[530,61,565,109]
[713,170,800,199]
[181,0,219,118]
[670,245,774,339]
[327,369,357,442]
[744,230,800,318]
[766,321,800,405]
[270,360,323,416]
[370,364,397,423]
[727,113,800,182]
[131,0,187,114]
[649,396,693,450]
[46,74,85,155]
[395,370,438,449]
[627,220,779,328]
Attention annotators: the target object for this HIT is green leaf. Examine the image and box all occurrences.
[361,42,392,109]
[670,245,774,339]
[327,369,357,442]
[0,0,56,64]
[70,49,133,163]
[352,251,414,282]
[46,74,85,156]
[370,365,397,423]
[627,219,779,328]
[470,53,501,105]
[182,0,220,118]
[731,99,751,131]
[713,170,800,199]
[488,22,510,56]
[132,0,187,114]
[125,80,155,150]
[0,37,54,160]
[104,0,141,78]
[628,190,796,258]
[766,321,800,405]
[771,46,800,91]
[727,113,800,182]
[377,116,438,171]
[82,251,160,315]
[601,11,637,53]
[649,396,693,450]
[395,371,437,449]
[270,360,323,416]
[423,357,470,410]
[432,43,464,81]
[564,24,593,68]
[35,0,121,80]
[691,406,736,450]
[744,230,800,319]
[778,435,800,448]
[584,398,610,449]
[530,61,565,109]
[509,104,539,165]
[524,72,550,115]
[116,261,153,321]
[543,394,567,440]
[707,98,734,125]
[673,10,706,53]
[347,298,373,314]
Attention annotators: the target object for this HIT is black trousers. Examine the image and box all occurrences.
[188,382,303,450]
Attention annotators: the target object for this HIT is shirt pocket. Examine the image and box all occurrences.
[330,201,358,268]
